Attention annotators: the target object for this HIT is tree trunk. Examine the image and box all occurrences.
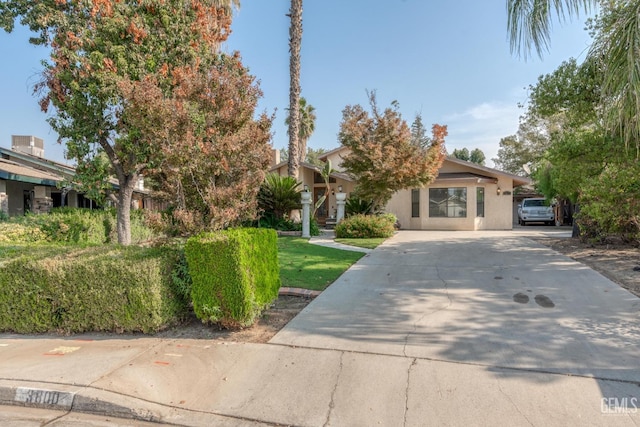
[572,203,581,239]
[298,138,307,164]
[116,176,137,245]
[287,0,302,179]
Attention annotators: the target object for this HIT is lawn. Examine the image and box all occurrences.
[334,237,386,249]
[278,237,364,291]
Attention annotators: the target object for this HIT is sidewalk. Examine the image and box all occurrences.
[2,230,639,426]
[308,229,372,253]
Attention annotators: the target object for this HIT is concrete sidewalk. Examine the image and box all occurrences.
[1,230,639,426]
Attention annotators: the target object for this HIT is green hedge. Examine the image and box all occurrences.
[0,244,189,333]
[335,214,397,238]
[5,208,157,245]
[185,228,280,327]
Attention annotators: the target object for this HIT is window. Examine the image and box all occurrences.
[429,188,467,218]
[411,189,420,217]
[476,187,485,218]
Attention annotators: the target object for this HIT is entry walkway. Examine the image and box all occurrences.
[308,229,372,253]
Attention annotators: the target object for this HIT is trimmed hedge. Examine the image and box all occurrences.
[0,244,189,334]
[335,214,397,238]
[6,208,157,245]
[185,228,280,327]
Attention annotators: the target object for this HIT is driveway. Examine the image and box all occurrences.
[272,230,640,424]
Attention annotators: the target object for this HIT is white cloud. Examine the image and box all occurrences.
[440,98,525,167]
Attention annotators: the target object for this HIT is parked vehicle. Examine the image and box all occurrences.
[518,198,555,226]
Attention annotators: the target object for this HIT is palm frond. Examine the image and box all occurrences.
[507,0,595,59]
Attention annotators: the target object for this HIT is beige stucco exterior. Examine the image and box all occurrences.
[386,158,528,230]
[270,147,530,230]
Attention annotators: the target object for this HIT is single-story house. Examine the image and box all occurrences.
[270,146,531,230]
[0,135,159,217]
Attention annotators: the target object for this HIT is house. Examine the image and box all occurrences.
[269,148,355,225]
[0,136,159,217]
[270,146,531,230]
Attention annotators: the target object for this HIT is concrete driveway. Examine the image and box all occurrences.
[272,230,640,425]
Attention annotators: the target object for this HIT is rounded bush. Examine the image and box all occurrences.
[335,214,396,238]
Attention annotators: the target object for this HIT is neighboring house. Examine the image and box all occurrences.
[0,136,158,217]
[270,146,531,230]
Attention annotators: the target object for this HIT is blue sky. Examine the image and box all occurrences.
[0,1,593,167]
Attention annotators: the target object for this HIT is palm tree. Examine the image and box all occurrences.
[506,0,594,59]
[507,0,640,152]
[285,97,316,163]
[287,0,303,179]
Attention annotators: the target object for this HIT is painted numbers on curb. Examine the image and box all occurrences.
[15,387,75,408]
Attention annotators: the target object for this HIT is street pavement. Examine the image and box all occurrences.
[1,229,639,426]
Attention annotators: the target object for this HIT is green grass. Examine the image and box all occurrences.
[334,237,386,249]
[277,237,364,291]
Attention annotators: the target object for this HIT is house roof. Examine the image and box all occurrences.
[0,158,63,186]
[443,156,531,187]
[317,146,348,162]
[0,146,75,177]
[315,146,532,187]
[0,146,150,194]
[435,172,498,184]
[269,160,355,182]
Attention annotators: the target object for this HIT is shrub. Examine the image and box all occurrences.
[345,196,374,216]
[335,213,396,238]
[258,174,302,221]
[5,208,159,245]
[0,223,48,243]
[185,228,280,327]
[0,244,189,333]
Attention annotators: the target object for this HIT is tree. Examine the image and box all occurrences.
[287,0,303,179]
[279,148,289,163]
[0,0,239,245]
[451,148,470,161]
[338,92,447,210]
[410,113,431,148]
[494,135,534,175]
[305,147,327,166]
[286,97,316,163]
[506,0,594,59]
[470,148,486,165]
[451,147,486,165]
[507,0,640,153]
[142,54,274,235]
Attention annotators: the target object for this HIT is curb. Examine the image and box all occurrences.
[278,287,321,298]
[0,381,265,426]
[0,382,154,421]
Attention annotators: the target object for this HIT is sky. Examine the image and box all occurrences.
[0,1,594,168]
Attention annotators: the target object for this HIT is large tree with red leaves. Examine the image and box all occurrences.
[0,0,267,243]
[339,92,447,211]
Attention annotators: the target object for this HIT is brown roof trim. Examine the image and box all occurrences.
[444,156,531,187]
[435,172,498,184]
[268,161,355,182]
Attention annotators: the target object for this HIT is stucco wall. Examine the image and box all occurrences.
[324,151,347,172]
[385,178,514,231]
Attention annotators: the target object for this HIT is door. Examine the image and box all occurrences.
[314,187,327,225]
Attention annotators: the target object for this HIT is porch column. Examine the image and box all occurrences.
[0,181,7,217]
[301,188,312,238]
[335,191,346,223]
